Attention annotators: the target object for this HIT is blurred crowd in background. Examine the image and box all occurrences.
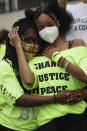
[0,0,82,72]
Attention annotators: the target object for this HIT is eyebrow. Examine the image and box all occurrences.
[23,37,38,40]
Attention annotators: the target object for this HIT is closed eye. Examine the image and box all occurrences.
[48,24,54,27]
[37,25,44,31]
[48,21,55,27]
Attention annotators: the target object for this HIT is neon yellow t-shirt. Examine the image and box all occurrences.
[24,46,87,126]
[0,60,38,131]
[0,44,6,62]
[52,46,87,76]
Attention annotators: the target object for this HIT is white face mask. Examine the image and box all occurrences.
[39,26,59,44]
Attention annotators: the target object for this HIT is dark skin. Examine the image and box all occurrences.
[9,24,87,106]
[57,0,87,104]
[17,89,86,106]
[9,27,79,106]
[35,13,87,104]
[35,13,87,82]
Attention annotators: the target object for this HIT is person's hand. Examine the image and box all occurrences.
[56,89,84,105]
[56,90,79,104]
[66,89,87,105]
[8,26,21,48]
[41,46,59,58]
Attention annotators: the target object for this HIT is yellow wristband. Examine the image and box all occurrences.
[52,52,60,58]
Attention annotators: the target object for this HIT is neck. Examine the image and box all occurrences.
[53,36,65,46]
[52,36,68,52]
[83,0,87,3]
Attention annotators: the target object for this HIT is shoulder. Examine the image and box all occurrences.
[71,39,86,48]
[0,60,11,68]
[0,60,14,76]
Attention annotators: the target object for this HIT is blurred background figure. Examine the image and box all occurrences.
[66,0,87,46]
[58,0,87,46]
[0,0,81,61]
[0,0,81,62]
[0,29,9,62]
[0,29,9,43]
[0,0,80,30]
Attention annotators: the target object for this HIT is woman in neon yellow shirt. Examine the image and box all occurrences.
[0,16,64,131]
[9,1,87,131]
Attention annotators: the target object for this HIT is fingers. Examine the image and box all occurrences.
[42,47,57,58]
[66,97,82,105]
[41,49,51,57]
[66,91,75,96]
[8,26,21,47]
[56,90,83,105]
[66,91,82,105]
[13,26,19,34]
[42,48,50,55]
[8,26,19,39]
[41,52,47,56]
[61,90,76,96]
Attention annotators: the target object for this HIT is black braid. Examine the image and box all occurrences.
[3,18,36,93]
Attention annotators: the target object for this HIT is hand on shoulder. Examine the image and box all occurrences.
[71,39,86,48]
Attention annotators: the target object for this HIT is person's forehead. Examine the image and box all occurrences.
[23,28,37,38]
[37,13,53,21]
[36,13,57,25]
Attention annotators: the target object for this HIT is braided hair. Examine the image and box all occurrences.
[3,17,36,93]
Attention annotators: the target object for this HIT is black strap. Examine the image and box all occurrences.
[68,40,75,49]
